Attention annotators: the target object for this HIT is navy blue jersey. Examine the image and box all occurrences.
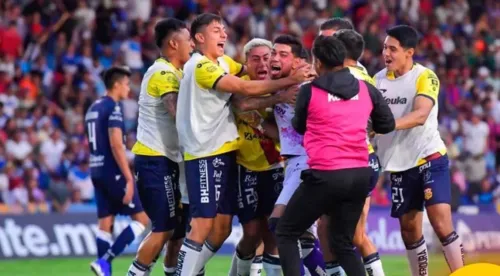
[85,96,125,179]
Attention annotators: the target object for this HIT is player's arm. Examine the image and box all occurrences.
[195,60,311,96]
[262,118,279,140]
[366,81,395,134]
[395,69,439,130]
[108,109,134,183]
[291,83,312,135]
[149,70,180,119]
[232,85,299,112]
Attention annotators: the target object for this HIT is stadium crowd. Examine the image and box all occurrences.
[0,0,498,214]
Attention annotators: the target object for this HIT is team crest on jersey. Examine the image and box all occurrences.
[206,65,217,73]
[424,188,433,200]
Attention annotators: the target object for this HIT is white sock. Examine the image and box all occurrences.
[228,252,238,276]
[406,237,429,276]
[441,231,465,272]
[194,241,218,272]
[250,255,263,276]
[128,260,149,276]
[263,253,282,276]
[363,252,385,276]
[236,252,254,276]
[304,266,312,276]
[176,239,203,276]
[325,261,346,276]
[164,265,176,275]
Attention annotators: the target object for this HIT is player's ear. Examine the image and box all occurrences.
[195,33,204,44]
[168,38,177,50]
[291,57,300,70]
[405,47,414,58]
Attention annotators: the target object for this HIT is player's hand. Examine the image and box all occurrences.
[290,64,314,83]
[122,180,134,205]
[237,111,263,128]
[279,85,299,105]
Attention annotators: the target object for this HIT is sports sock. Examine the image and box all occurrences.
[104,221,145,262]
[363,252,385,276]
[194,241,218,272]
[237,248,255,276]
[164,265,176,276]
[175,239,203,276]
[127,259,149,276]
[263,253,282,276]
[96,229,113,259]
[405,236,429,276]
[325,261,346,276]
[441,231,465,272]
[250,255,263,276]
[228,252,238,276]
[301,238,326,276]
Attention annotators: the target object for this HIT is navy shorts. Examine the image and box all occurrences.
[92,175,144,219]
[367,153,380,197]
[135,155,181,232]
[185,151,238,218]
[390,154,451,218]
[237,165,284,224]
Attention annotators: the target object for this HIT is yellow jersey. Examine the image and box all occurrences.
[235,75,283,171]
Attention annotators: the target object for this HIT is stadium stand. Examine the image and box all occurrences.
[0,0,498,215]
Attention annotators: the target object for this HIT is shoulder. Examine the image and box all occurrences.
[373,68,388,81]
[415,64,438,80]
[240,75,251,81]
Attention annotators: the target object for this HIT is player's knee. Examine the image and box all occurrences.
[242,221,262,244]
[189,218,213,242]
[400,220,422,244]
[133,212,150,227]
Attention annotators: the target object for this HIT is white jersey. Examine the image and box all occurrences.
[136,58,182,162]
[374,63,446,172]
[176,53,241,157]
[274,102,307,156]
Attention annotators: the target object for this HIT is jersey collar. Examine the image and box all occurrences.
[386,63,417,80]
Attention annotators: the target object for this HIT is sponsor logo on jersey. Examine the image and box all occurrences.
[384,96,407,105]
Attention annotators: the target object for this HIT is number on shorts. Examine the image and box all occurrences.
[245,187,258,205]
[215,184,221,201]
[391,187,404,203]
[87,122,97,151]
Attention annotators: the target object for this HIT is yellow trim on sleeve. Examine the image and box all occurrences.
[194,57,227,90]
[415,69,440,102]
[221,55,243,76]
[132,141,163,156]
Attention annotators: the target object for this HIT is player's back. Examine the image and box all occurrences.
[85,96,124,179]
[374,63,445,171]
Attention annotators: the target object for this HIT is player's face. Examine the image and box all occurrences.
[383,36,413,72]
[174,28,195,65]
[318,28,336,36]
[246,46,271,80]
[199,20,227,58]
[116,76,131,100]
[270,44,297,79]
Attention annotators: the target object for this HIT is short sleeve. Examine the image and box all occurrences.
[194,59,227,90]
[415,69,440,104]
[108,104,124,129]
[221,55,244,76]
[147,70,180,98]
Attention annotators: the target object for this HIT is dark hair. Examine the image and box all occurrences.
[155,18,188,48]
[386,25,419,49]
[333,29,364,60]
[273,35,304,58]
[312,36,346,69]
[320,18,353,31]
[190,13,223,40]
[103,66,131,90]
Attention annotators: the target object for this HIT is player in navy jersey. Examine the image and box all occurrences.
[86,66,149,276]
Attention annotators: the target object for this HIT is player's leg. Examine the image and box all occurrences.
[390,170,429,276]
[91,213,114,276]
[300,229,326,276]
[128,156,179,276]
[176,153,235,275]
[250,241,264,276]
[275,169,328,276]
[422,155,464,272]
[354,154,385,276]
[318,216,345,276]
[229,166,263,276]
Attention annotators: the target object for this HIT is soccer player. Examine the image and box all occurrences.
[126,18,194,276]
[86,66,149,276]
[175,13,312,276]
[276,35,395,276]
[269,35,325,276]
[374,25,464,275]
[228,38,295,276]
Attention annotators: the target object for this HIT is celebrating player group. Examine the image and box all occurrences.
[85,12,465,276]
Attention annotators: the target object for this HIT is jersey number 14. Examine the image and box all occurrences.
[87,122,97,151]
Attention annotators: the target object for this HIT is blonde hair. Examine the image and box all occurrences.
[243,38,273,61]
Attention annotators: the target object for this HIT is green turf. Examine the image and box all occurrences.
[0,255,451,276]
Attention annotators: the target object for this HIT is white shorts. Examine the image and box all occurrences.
[275,155,309,206]
[179,161,189,204]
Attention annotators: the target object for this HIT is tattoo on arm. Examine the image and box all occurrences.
[162,93,178,119]
[232,93,281,112]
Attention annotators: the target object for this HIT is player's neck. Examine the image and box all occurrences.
[106,91,120,102]
[344,59,357,68]
[394,61,414,78]
[162,49,183,69]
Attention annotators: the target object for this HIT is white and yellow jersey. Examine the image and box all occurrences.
[374,63,446,172]
[176,52,244,160]
[132,58,183,162]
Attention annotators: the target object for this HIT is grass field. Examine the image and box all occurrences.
[1,253,498,276]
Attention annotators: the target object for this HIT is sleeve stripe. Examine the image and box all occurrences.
[212,73,227,90]
[415,94,435,106]
[236,64,244,76]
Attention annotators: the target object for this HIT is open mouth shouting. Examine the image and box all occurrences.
[217,42,225,51]
[384,57,393,67]
[271,64,281,77]
[257,69,268,79]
